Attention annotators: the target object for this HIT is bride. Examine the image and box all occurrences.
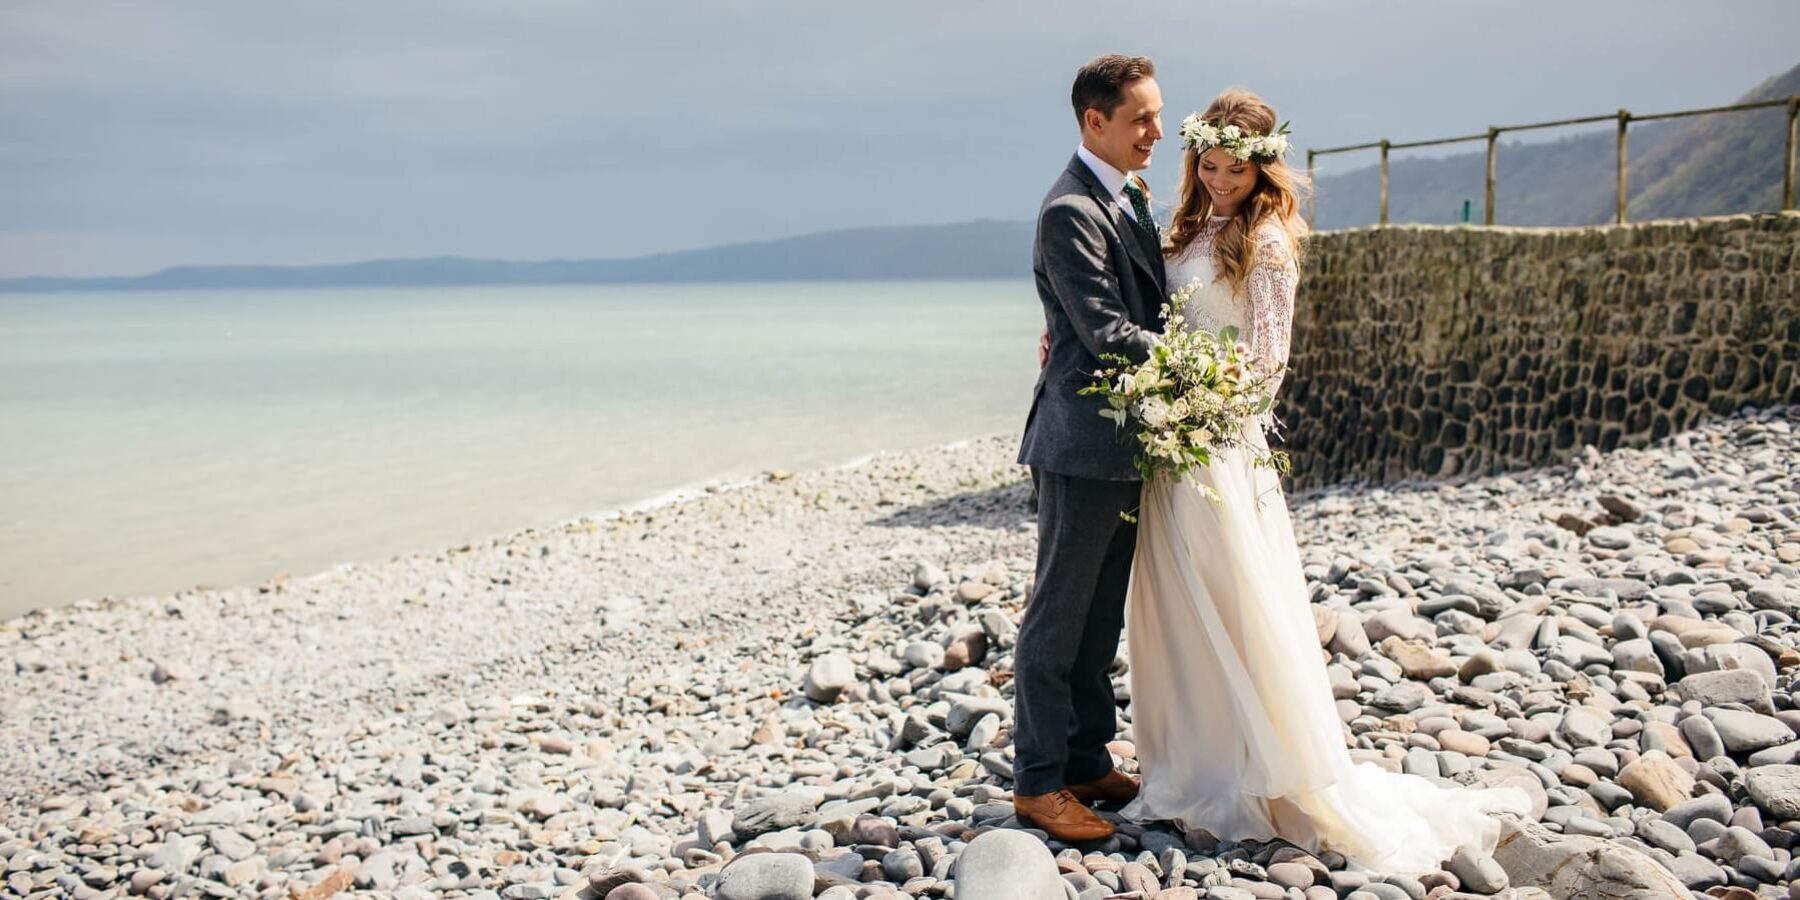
[1115,88,1531,873]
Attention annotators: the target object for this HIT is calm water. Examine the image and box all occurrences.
[0,281,1041,618]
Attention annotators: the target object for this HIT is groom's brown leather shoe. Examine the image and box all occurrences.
[1068,768,1140,806]
[1013,788,1115,842]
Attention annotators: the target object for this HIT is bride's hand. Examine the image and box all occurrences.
[1038,328,1050,368]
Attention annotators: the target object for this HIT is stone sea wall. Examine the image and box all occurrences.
[1279,212,1800,490]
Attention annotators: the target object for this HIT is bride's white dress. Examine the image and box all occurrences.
[1117,216,1530,873]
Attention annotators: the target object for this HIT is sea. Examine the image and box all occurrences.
[0,280,1042,618]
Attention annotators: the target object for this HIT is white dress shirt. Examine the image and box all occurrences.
[1076,144,1144,226]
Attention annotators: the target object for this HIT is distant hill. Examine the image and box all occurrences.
[0,220,1036,292]
[1313,62,1800,228]
[12,63,1795,292]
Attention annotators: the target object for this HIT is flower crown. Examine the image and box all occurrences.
[1179,113,1293,161]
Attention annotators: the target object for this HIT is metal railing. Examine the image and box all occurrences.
[1305,95,1800,227]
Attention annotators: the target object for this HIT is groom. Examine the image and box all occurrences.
[1013,54,1167,843]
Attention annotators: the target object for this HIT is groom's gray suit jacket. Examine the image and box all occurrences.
[1017,154,1167,482]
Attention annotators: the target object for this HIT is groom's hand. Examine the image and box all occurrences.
[1038,328,1050,368]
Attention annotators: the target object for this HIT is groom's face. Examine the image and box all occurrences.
[1087,77,1163,173]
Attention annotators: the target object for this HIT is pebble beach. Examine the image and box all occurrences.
[4,406,1800,900]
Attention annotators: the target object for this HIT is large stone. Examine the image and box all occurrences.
[1363,609,1429,643]
[731,792,821,839]
[1380,637,1456,680]
[1438,729,1491,757]
[1676,624,1743,648]
[714,852,814,900]
[1611,639,1665,677]
[604,886,660,900]
[606,851,661,880]
[1371,682,1433,712]
[1458,650,1503,681]
[880,847,924,881]
[1687,643,1778,689]
[1446,847,1508,893]
[1743,765,1800,820]
[1746,739,1800,767]
[1598,495,1645,522]
[1469,767,1549,820]
[1703,708,1794,754]
[1679,715,1726,761]
[1312,606,1339,647]
[1676,669,1773,714]
[902,640,945,670]
[953,829,1064,899]
[1266,862,1315,889]
[696,809,736,847]
[208,829,256,862]
[1634,818,1697,856]
[1586,527,1636,550]
[942,628,989,671]
[803,654,856,704]
[1616,751,1694,812]
[1660,793,1733,831]
[1329,612,1372,658]
[912,562,946,592]
[353,852,402,891]
[1713,826,1773,864]
[1491,816,1687,899]
[1555,709,1610,750]
[1665,853,1725,891]
[1548,636,1612,669]
[1639,720,1693,759]
[946,696,1011,736]
[146,839,191,873]
[293,870,355,900]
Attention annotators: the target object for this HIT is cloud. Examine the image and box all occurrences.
[2,0,1797,276]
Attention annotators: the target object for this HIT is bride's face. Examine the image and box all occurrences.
[1196,148,1258,212]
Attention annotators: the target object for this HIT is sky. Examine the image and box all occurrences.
[2,1,1796,277]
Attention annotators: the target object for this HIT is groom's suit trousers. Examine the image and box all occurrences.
[1011,466,1140,796]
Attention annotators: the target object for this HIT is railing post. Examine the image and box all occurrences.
[1306,149,1317,227]
[1379,139,1390,226]
[1484,127,1498,225]
[1785,97,1798,211]
[1616,109,1630,225]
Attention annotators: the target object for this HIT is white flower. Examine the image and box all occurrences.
[1135,362,1166,391]
[1137,396,1172,429]
[1117,372,1135,394]
[1170,397,1191,421]
[1176,113,1294,160]
[1153,432,1183,460]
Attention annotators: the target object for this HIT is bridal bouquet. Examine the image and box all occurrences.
[1080,287,1291,495]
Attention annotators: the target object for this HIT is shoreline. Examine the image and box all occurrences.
[0,431,1043,813]
[2,432,1015,627]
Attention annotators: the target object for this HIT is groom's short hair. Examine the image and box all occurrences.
[1072,55,1156,125]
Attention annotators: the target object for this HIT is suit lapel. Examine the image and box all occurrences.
[1066,155,1161,289]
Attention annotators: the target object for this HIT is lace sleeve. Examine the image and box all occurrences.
[1247,225,1298,397]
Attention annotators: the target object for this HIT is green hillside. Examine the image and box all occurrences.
[1313,62,1799,229]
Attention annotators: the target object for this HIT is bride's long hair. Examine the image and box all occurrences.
[1163,89,1309,293]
